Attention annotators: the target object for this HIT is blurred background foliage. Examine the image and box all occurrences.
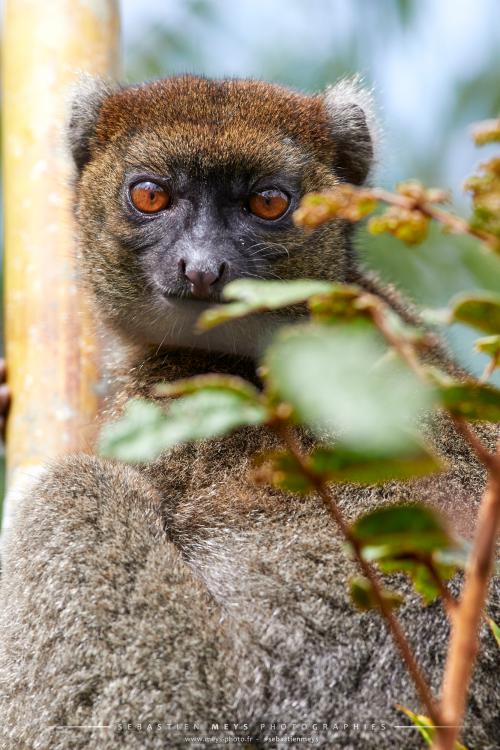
[0,0,499,498]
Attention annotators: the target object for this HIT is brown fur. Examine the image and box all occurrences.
[0,76,498,750]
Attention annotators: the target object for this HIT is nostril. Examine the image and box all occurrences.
[179,259,228,298]
[185,269,218,287]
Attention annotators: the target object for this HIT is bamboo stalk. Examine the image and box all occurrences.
[2,0,121,526]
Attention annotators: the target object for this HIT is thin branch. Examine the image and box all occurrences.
[273,421,444,733]
[432,458,500,750]
[479,357,498,385]
[450,416,500,474]
[424,559,458,619]
[366,297,429,381]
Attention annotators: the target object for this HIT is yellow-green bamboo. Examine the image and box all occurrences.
[2,0,121,522]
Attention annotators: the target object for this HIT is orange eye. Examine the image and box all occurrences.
[248,189,290,220]
[130,181,170,213]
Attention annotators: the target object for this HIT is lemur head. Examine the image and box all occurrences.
[68,75,376,353]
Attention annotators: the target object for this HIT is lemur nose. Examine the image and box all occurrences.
[180,260,226,299]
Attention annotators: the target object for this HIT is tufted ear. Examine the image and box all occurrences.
[323,77,378,185]
[66,74,118,173]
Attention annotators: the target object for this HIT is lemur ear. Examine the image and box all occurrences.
[323,77,378,185]
[67,74,117,173]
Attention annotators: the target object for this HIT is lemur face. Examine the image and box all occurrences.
[117,141,304,303]
[70,76,374,352]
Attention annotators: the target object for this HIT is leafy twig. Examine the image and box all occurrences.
[294,181,500,252]
[369,187,498,250]
[346,288,500,749]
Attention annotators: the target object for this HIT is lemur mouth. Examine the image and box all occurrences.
[165,287,224,305]
[162,294,218,313]
[185,287,224,303]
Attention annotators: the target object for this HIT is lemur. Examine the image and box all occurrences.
[0,75,498,750]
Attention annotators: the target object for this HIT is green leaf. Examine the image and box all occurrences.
[475,334,500,358]
[450,292,500,334]
[371,524,469,605]
[265,322,434,452]
[439,381,500,421]
[99,399,174,463]
[307,285,364,322]
[488,618,500,649]
[351,504,454,558]
[396,706,434,746]
[156,373,263,402]
[409,564,442,604]
[349,577,404,611]
[377,557,455,605]
[197,301,257,330]
[253,450,313,494]
[309,443,442,485]
[253,442,442,495]
[100,391,268,464]
[141,389,268,444]
[198,279,342,329]
[396,706,469,749]
[434,542,472,569]
[411,564,449,604]
[224,278,342,306]
[472,118,500,146]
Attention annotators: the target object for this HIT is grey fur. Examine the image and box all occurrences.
[323,76,378,184]
[0,76,498,750]
[66,74,117,172]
